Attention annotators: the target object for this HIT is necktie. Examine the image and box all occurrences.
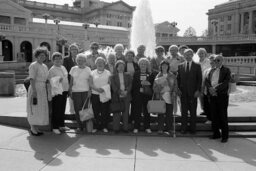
[186,62,190,73]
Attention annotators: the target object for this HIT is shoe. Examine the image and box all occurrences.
[103,128,108,133]
[53,129,61,135]
[145,129,152,134]
[205,120,212,124]
[133,129,138,134]
[221,138,228,143]
[92,129,97,133]
[59,126,70,131]
[29,130,40,136]
[209,135,221,139]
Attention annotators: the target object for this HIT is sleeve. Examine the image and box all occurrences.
[69,67,75,77]
[215,68,231,93]
[196,64,203,92]
[29,63,37,79]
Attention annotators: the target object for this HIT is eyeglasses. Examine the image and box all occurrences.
[215,59,221,62]
[91,47,98,50]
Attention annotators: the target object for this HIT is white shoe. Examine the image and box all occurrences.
[145,129,152,134]
[133,129,138,134]
[103,128,108,133]
[59,126,70,131]
[53,129,61,135]
[92,129,97,133]
[205,120,212,124]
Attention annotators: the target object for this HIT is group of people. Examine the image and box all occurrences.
[26,42,231,143]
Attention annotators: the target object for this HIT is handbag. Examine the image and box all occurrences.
[110,97,125,113]
[143,85,153,96]
[79,97,94,121]
[147,93,166,114]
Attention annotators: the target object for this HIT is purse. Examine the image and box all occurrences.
[147,94,166,114]
[110,97,125,113]
[79,97,94,121]
[142,85,153,96]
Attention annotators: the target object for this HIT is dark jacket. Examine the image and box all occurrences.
[111,73,132,102]
[125,62,140,73]
[177,61,202,97]
[63,56,76,82]
[205,66,231,95]
[132,71,155,98]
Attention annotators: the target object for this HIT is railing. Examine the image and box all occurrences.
[18,0,81,12]
[0,24,55,34]
[224,56,256,76]
[157,34,256,44]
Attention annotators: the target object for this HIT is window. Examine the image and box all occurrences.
[0,15,11,24]
[220,25,224,31]
[227,24,231,30]
[107,14,111,18]
[169,34,173,37]
[128,23,131,28]
[106,20,111,25]
[220,16,224,22]
[156,33,160,37]
[162,33,168,37]
[14,17,26,25]
[117,22,122,27]
[228,15,232,21]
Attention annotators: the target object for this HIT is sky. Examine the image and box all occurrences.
[34,0,228,36]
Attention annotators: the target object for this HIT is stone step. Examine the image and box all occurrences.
[64,120,256,131]
[64,114,256,123]
[237,81,256,86]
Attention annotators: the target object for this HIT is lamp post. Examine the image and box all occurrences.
[93,20,100,42]
[42,13,50,29]
[170,22,178,36]
[0,33,5,62]
[57,38,67,56]
[54,18,61,52]
[83,22,90,50]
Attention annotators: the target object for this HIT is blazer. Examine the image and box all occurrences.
[124,62,140,73]
[63,56,76,82]
[177,61,202,97]
[205,65,231,95]
[110,73,132,102]
[132,71,155,98]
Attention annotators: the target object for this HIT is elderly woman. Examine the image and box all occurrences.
[151,46,166,73]
[114,43,125,61]
[196,48,211,119]
[153,60,178,134]
[124,50,140,77]
[89,57,111,133]
[134,45,146,63]
[69,53,92,132]
[63,43,79,115]
[27,47,50,136]
[132,58,155,133]
[86,42,106,70]
[111,60,132,133]
[48,52,70,134]
[105,52,116,74]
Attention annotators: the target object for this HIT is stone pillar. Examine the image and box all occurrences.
[212,44,216,54]
[234,13,240,34]
[240,12,244,33]
[249,11,253,34]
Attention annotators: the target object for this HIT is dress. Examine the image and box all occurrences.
[27,62,49,126]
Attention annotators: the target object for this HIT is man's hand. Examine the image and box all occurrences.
[194,90,201,98]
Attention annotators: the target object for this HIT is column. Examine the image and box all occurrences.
[249,11,253,34]
[212,44,216,54]
[240,12,244,34]
[234,13,240,34]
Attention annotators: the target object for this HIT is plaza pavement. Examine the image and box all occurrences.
[0,125,256,171]
[0,96,256,170]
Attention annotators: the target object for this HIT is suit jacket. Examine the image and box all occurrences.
[177,61,202,97]
[110,73,132,102]
[124,62,140,73]
[132,71,155,98]
[205,65,231,95]
[63,56,76,82]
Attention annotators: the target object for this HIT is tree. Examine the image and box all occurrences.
[201,29,208,37]
[183,26,197,37]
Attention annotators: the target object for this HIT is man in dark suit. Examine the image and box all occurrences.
[205,55,231,143]
[177,49,202,134]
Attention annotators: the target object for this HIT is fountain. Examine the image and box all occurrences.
[130,0,156,58]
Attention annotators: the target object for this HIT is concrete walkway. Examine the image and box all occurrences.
[0,125,256,171]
